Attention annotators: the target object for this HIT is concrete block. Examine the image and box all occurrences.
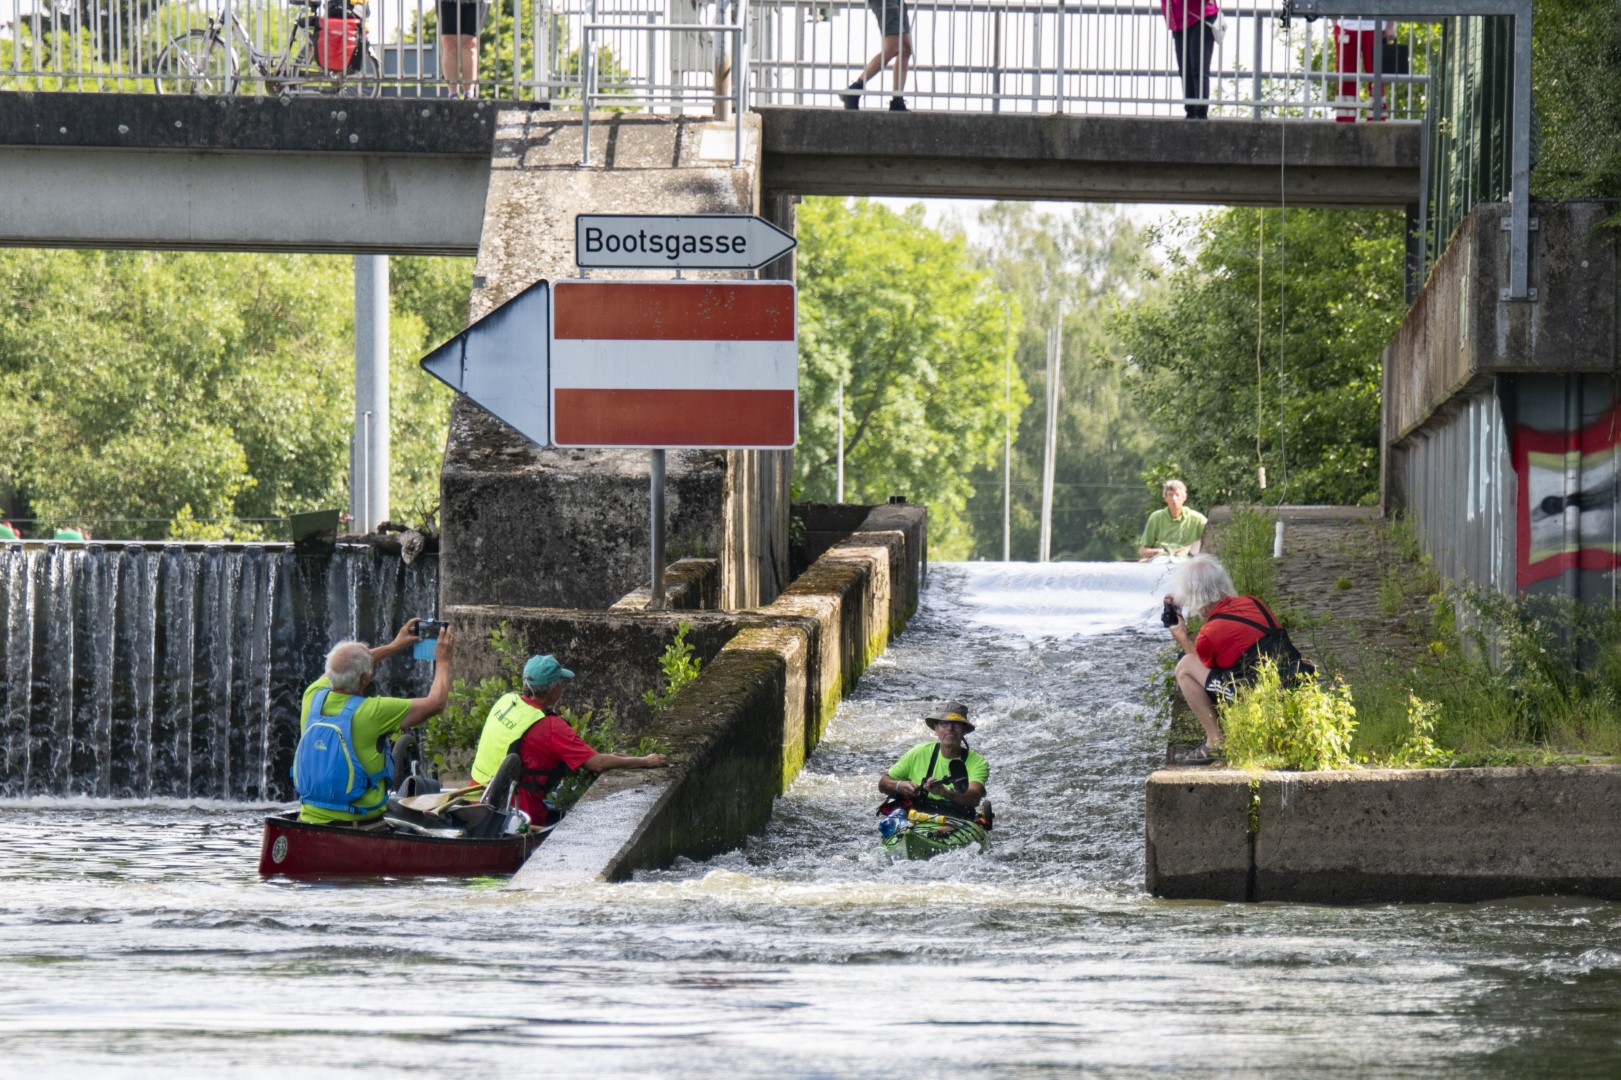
[1255,766,1621,903]
[1144,769,1255,901]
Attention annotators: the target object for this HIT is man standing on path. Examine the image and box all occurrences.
[470,654,669,826]
[294,619,456,825]
[1138,479,1207,560]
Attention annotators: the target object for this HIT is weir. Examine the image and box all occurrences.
[0,542,435,800]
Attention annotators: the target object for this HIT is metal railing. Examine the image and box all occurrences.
[2,0,1429,120]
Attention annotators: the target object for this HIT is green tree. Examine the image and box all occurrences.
[966,203,1154,560]
[796,198,1025,560]
[1114,207,1405,508]
[0,250,465,539]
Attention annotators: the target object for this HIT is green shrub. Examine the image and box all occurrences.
[1221,659,1358,771]
[643,620,702,713]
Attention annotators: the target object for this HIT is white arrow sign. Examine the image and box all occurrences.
[419,280,551,448]
[575,213,797,271]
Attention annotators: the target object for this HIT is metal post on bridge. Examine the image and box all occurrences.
[1285,0,1534,302]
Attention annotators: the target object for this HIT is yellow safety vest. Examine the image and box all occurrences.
[470,692,546,783]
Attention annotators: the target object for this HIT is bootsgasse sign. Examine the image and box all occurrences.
[575,214,797,271]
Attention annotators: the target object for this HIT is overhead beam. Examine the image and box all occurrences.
[758,108,1421,208]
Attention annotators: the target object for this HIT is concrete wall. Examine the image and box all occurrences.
[438,108,791,613]
[504,503,925,885]
[1147,765,1621,903]
[1384,199,1621,601]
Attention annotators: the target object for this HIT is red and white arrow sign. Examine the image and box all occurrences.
[549,280,798,449]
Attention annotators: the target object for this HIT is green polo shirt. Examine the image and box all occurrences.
[1141,507,1207,554]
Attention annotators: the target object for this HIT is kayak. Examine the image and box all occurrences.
[258,810,545,878]
[880,814,989,861]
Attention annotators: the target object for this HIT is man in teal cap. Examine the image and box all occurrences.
[470,653,669,825]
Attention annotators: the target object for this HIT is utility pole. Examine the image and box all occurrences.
[1039,306,1062,562]
[836,379,845,504]
[1003,305,1012,563]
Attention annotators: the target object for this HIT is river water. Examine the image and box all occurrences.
[4,563,1621,1076]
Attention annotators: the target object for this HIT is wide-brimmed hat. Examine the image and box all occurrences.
[925,701,974,733]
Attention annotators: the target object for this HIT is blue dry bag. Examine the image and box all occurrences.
[290,688,392,814]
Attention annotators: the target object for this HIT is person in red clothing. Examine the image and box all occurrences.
[469,654,669,826]
[1162,554,1301,765]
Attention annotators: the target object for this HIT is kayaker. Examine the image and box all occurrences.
[293,618,456,826]
[877,701,992,826]
[469,654,669,826]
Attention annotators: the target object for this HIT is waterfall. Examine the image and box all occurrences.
[0,542,437,802]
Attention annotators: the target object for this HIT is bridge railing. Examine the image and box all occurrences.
[1,0,1427,121]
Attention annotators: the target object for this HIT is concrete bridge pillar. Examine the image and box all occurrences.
[440,108,789,611]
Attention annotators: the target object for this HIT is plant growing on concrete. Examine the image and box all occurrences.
[644,621,701,713]
[1221,658,1358,772]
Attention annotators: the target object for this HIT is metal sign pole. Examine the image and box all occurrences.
[649,449,667,610]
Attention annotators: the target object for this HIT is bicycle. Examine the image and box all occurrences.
[154,0,381,98]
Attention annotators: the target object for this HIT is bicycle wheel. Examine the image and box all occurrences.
[335,49,381,99]
[153,29,238,95]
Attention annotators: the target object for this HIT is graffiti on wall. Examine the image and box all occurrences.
[1513,402,1621,588]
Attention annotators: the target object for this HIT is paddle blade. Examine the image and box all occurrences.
[948,757,970,791]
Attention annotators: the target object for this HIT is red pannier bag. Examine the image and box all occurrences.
[315,15,360,72]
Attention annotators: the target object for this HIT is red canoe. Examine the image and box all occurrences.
[258,812,546,878]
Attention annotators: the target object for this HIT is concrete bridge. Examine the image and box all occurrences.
[0,92,1420,254]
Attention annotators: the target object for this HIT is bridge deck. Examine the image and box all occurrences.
[0,93,1420,254]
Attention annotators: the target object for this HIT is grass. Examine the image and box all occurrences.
[1205,513,1621,770]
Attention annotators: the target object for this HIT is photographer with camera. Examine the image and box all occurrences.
[1161,555,1310,767]
[292,618,456,827]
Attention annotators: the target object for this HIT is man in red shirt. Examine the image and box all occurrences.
[469,654,668,825]
[1163,555,1298,765]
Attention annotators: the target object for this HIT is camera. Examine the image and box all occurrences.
[416,618,446,638]
[1160,600,1181,628]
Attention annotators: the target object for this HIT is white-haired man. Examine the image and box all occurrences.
[293,619,455,825]
[1138,479,1207,561]
[1163,554,1308,766]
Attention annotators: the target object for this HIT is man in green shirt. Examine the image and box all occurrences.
[295,618,456,826]
[878,701,990,824]
[1138,478,1207,560]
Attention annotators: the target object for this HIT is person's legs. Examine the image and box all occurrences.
[439,32,467,92]
[892,32,911,93]
[458,34,479,95]
[1169,26,1199,117]
[1336,26,1374,121]
[1174,652,1222,747]
[1192,18,1214,118]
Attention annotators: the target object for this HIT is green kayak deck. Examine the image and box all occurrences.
[881,817,989,861]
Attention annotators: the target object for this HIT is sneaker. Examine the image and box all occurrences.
[1174,741,1224,767]
[840,84,862,109]
[889,96,909,111]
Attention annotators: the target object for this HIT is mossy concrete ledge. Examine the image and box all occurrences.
[1147,765,1621,904]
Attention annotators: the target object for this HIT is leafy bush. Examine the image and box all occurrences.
[1221,659,1357,771]
[643,621,701,713]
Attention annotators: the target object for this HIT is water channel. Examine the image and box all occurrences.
[3,562,1621,1075]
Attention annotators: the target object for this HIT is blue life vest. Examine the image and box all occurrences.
[290,688,392,815]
